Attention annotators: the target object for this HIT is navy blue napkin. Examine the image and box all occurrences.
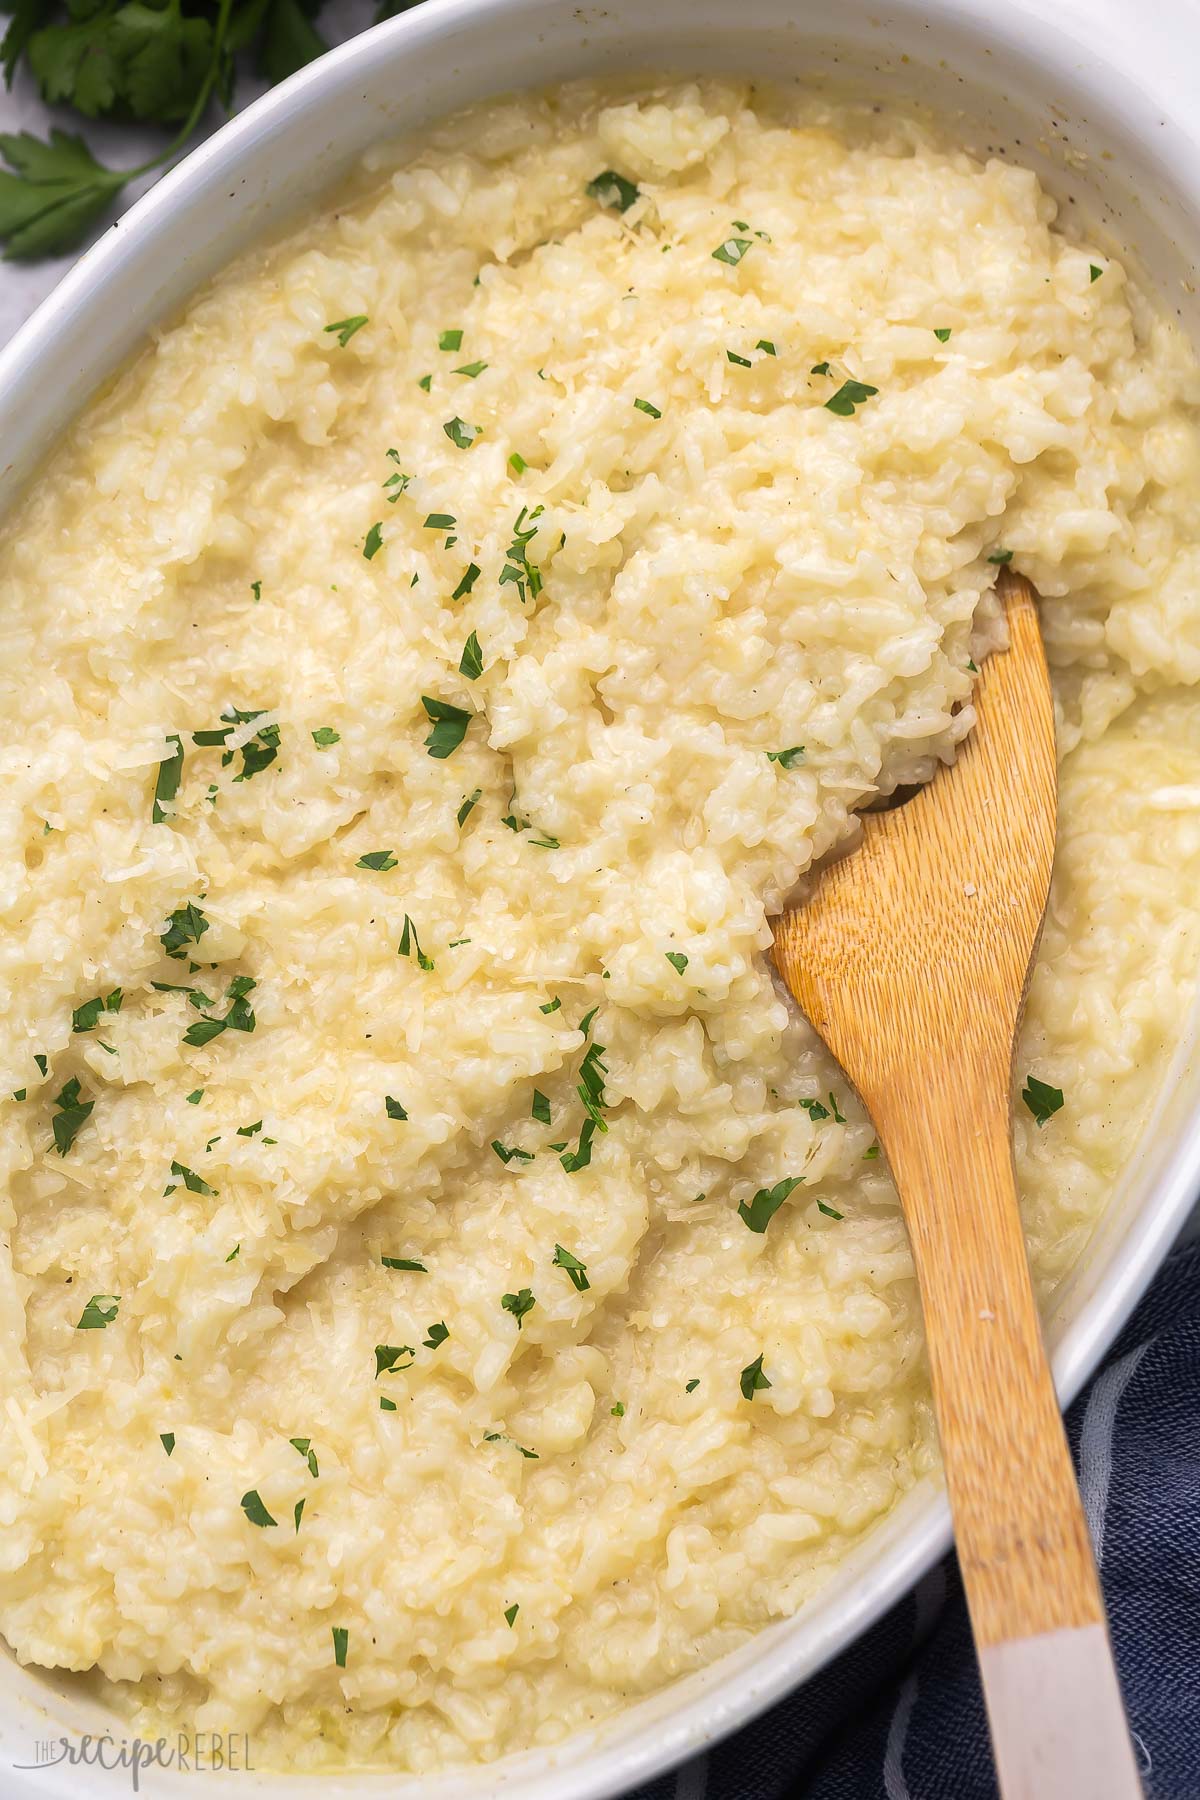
[628,1239,1199,1800]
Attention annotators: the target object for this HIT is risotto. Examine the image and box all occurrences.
[1,76,1199,1774]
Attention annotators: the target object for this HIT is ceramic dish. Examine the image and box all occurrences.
[1,1,1198,1793]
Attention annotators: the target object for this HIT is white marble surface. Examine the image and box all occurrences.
[0,0,374,343]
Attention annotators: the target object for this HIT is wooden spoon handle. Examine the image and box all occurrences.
[881,1072,1142,1798]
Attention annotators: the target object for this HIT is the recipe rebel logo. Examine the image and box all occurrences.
[12,1731,255,1788]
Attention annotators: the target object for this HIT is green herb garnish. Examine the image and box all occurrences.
[459,631,484,679]
[398,915,434,971]
[552,1244,589,1291]
[531,1090,551,1124]
[421,696,472,759]
[633,397,662,418]
[438,329,463,351]
[665,952,688,975]
[1022,1075,1064,1126]
[239,1489,276,1528]
[712,237,752,265]
[738,1175,803,1233]
[585,169,639,212]
[325,316,367,347]
[740,1354,772,1400]
[457,788,482,825]
[76,1292,118,1329]
[452,562,481,600]
[72,989,121,1033]
[501,1288,536,1327]
[357,849,397,871]
[52,1077,93,1153]
[423,1320,449,1349]
[152,733,184,823]
[363,521,384,560]
[443,416,481,450]
[385,1095,408,1121]
[767,746,805,768]
[311,727,340,747]
[825,379,879,416]
[374,1344,415,1376]
[332,1626,348,1668]
[382,1255,427,1272]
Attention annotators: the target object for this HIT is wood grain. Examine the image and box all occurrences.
[772,572,1141,1794]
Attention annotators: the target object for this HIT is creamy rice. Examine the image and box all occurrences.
[1,77,1200,1773]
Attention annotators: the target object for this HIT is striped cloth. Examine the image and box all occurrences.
[628,1240,1199,1800]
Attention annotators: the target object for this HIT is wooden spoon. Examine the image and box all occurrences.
[772,570,1142,1799]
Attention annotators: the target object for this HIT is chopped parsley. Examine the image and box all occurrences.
[828,1091,847,1124]
[72,990,121,1033]
[52,1077,93,1154]
[933,327,952,343]
[738,1175,803,1233]
[531,1090,551,1125]
[455,361,487,379]
[633,397,662,418]
[585,169,639,212]
[382,1255,427,1272]
[756,339,777,355]
[379,1396,397,1411]
[226,1244,240,1261]
[798,1097,830,1122]
[578,1006,598,1036]
[767,746,805,768]
[665,952,688,975]
[311,727,340,747]
[357,849,398,871]
[713,236,752,265]
[332,1626,349,1668]
[418,374,432,392]
[539,997,562,1014]
[987,548,1014,565]
[76,1292,118,1329]
[1089,264,1103,283]
[236,1120,262,1136]
[817,1199,845,1220]
[325,315,367,347]
[483,1431,538,1459]
[457,788,482,825]
[504,1603,519,1628]
[492,1140,534,1165]
[459,631,484,680]
[398,915,434,971]
[152,734,184,823]
[294,1499,305,1533]
[685,1378,700,1393]
[611,1401,625,1417]
[501,1288,536,1328]
[194,708,279,783]
[289,1436,319,1478]
[161,900,209,960]
[374,1344,415,1376]
[425,512,456,530]
[385,1096,408,1121]
[423,1320,449,1349]
[164,1160,215,1197]
[1022,1075,1065,1126]
[864,1144,880,1160]
[160,1432,175,1455]
[500,505,544,604]
[438,329,463,351]
[553,1244,589,1291]
[186,1090,204,1105]
[182,976,256,1047]
[825,379,879,416]
[508,453,528,475]
[726,350,752,368]
[240,1490,277,1528]
[452,563,481,600]
[363,522,384,561]
[250,580,262,601]
[443,416,481,450]
[421,696,472,759]
[740,1354,772,1400]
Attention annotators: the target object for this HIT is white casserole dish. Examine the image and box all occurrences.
[1,0,1199,1793]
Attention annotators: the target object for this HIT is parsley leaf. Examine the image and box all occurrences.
[160,1431,175,1455]
[161,900,208,960]
[240,1489,276,1527]
[738,1175,803,1233]
[798,1097,829,1121]
[531,1089,551,1124]
[443,416,481,450]
[665,951,688,975]
[382,1255,427,1272]
[311,727,340,747]
[1089,264,1103,283]
[452,562,481,600]
[633,397,661,418]
[459,630,484,679]
[374,1344,415,1376]
[363,521,384,560]
[289,1436,319,1478]
[152,733,184,823]
[712,236,752,265]
[357,849,397,871]
[457,788,482,825]
[52,1076,93,1154]
[332,1625,348,1668]
[1022,1075,1064,1126]
[421,695,472,759]
[585,169,639,212]
[491,1140,534,1165]
[454,360,487,379]
[988,548,1014,565]
[740,1353,772,1400]
[767,746,805,768]
[933,327,952,343]
[72,989,121,1033]
[325,315,367,347]
[0,129,126,260]
[385,1095,408,1121]
[501,1288,536,1328]
[825,380,879,416]
[397,914,434,971]
[164,1160,215,1196]
[423,1320,449,1349]
[504,1603,519,1628]
[552,1243,589,1291]
[438,328,462,351]
[76,1292,118,1329]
